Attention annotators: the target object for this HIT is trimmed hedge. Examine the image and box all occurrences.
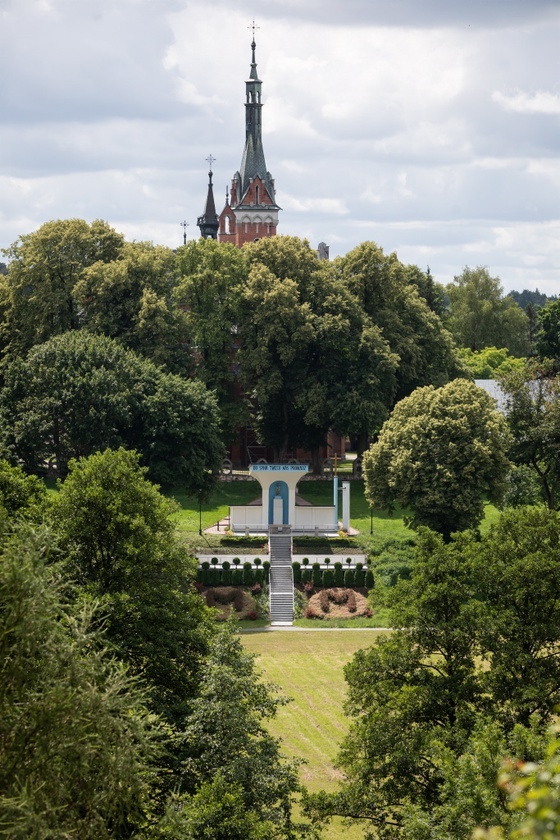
[334,562,344,586]
[292,561,301,584]
[242,562,254,586]
[312,563,322,587]
[354,562,365,588]
[344,568,355,587]
[322,568,335,587]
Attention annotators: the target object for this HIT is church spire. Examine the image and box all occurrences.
[197,155,219,240]
[218,26,280,247]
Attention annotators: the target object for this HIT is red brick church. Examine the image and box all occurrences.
[196,34,344,469]
[197,33,280,245]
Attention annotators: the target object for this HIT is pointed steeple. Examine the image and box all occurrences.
[238,35,275,203]
[218,27,280,247]
[197,157,219,240]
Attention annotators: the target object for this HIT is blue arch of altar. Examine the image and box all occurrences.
[268,480,289,525]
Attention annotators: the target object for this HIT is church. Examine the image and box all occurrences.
[195,32,342,470]
[197,32,280,245]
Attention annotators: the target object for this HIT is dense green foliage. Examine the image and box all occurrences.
[458,346,525,379]
[499,363,560,510]
[306,508,560,838]
[363,378,511,540]
[536,298,560,362]
[0,524,159,839]
[0,218,125,363]
[446,266,529,356]
[0,224,468,465]
[0,330,223,490]
[0,451,306,837]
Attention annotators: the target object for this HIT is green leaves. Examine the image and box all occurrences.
[0,525,159,839]
[0,330,222,492]
[364,379,511,539]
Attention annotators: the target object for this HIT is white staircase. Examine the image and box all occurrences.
[268,529,294,625]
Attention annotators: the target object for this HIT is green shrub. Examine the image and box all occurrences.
[301,557,309,566]
[254,567,264,585]
[210,557,219,565]
[312,563,322,588]
[222,566,232,585]
[201,560,211,585]
[301,568,312,585]
[344,568,355,587]
[322,568,335,587]
[262,560,270,583]
[232,568,243,586]
[292,561,301,584]
[232,557,241,566]
[209,567,221,586]
[354,564,365,588]
[254,557,262,566]
[334,562,343,586]
[365,569,374,589]
[242,561,254,586]
[370,538,416,587]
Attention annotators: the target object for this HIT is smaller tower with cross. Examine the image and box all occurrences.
[197,155,219,240]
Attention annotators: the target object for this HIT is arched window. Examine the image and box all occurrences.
[255,185,260,205]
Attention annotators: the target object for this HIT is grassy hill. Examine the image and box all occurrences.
[242,628,389,839]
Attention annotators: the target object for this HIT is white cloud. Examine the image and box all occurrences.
[0,0,559,293]
[492,89,560,115]
[280,195,349,215]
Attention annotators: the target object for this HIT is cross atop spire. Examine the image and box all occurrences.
[248,18,260,41]
[206,153,216,171]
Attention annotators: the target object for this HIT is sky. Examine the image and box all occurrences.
[1,0,559,294]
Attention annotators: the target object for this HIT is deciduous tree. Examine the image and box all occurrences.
[0,330,222,491]
[498,362,560,509]
[446,266,529,356]
[0,219,124,362]
[0,524,158,839]
[75,240,189,373]
[335,242,464,402]
[363,378,511,540]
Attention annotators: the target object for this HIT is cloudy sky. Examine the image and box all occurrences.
[1,0,559,293]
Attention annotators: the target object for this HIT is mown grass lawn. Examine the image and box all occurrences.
[242,629,389,839]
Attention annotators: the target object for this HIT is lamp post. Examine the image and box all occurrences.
[198,495,203,536]
[370,506,373,535]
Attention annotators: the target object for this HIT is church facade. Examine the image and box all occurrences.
[197,35,280,245]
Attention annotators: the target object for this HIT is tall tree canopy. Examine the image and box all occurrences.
[335,242,464,402]
[0,330,222,490]
[499,362,560,509]
[536,297,560,363]
[175,238,249,439]
[363,378,511,540]
[75,240,188,373]
[238,237,398,463]
[446,266,529,356]
[0,219,125,363]
[0,524,158,839]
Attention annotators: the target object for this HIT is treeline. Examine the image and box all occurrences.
[0,449,306,838]
[1,219,557,475]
